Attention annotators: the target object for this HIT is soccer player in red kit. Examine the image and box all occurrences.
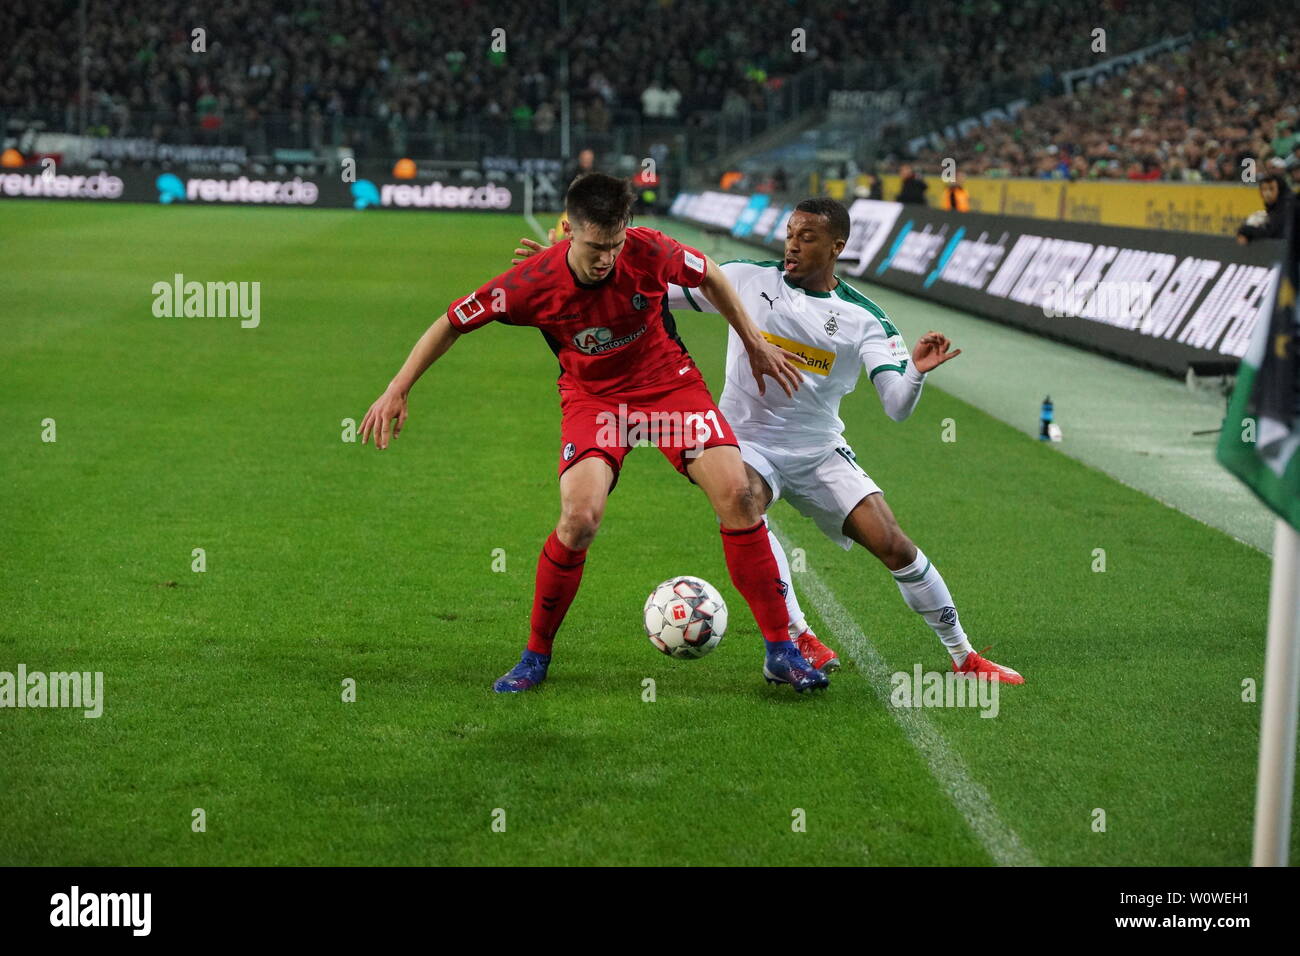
[359,173,830,693]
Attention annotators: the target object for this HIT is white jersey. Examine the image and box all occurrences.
[670,259,922,452]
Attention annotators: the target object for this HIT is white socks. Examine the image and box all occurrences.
[890,548,973,665]
[764,529,972,663]
[765,521,809,639]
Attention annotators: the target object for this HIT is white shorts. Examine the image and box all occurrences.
[740,438,881,550]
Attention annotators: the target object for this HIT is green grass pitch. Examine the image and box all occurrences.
[0,201,1291,865]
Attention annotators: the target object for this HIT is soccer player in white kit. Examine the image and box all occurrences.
[667,199,1023,683]
[512,199,1022,683]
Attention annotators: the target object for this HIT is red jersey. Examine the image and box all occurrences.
[445,226,709,396]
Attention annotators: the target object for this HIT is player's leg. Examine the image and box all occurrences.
[535,454,614,640]
[685,445,828,692]
[841,493,1023,683]
[740,450,809,637]
[745,462,805,634]
[496,390,629,693]
[743,457,840,671]
[495,455,614,693]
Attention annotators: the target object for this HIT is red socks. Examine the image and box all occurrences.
[528,523,788,654]
[527,531,588,655]
[720,521,792,645]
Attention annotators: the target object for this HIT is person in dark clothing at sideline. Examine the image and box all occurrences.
[1237,172,1296,244]
[896,164,928,204]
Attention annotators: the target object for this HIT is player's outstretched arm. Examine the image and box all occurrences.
[359,314,462,450]
[696,255,803,398]
[871,331,961,422]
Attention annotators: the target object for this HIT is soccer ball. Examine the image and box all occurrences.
[643,576,728,659]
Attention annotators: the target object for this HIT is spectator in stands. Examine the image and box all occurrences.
[533,101,556,135]
[1237,173,1296,245]
[641,80,668,119]
[587,97,610,133]
[1285,143,1300,176]
[564,148,597,190]
[896,164,927,204]
[0,0,1268,179]
[909,17,1296,185]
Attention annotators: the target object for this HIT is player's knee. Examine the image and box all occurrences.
[558,504,603,547]
[718,483,761,525]
[878,529,916,569]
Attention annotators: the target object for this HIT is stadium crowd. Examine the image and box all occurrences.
[908,16,1299,183]
[3,0,1213,144]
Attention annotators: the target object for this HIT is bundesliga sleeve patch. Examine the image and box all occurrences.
[682,250,705,275]
[887,335,909,363]
[453,293,485,326]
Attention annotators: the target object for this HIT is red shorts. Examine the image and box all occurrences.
[557,370,739,485]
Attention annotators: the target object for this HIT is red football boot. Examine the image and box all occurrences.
[953,650,1024,685]
[795,629,840,672]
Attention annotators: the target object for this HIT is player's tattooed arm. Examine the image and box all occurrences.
[696,255,803,397]
[359,314,462,450]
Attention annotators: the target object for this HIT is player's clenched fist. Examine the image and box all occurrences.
[359,388,408,449]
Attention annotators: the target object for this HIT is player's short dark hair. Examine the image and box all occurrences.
[566,173,635,232]
[794,197,851,243]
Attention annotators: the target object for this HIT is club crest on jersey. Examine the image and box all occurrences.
[562,442,576,461]
[939,607,958,626]
[825,313,839,336]
[571,324,646,355]
[630,293,648,310]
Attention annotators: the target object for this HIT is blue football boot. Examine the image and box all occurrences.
[493,649,551,693]
[763,640,829,693]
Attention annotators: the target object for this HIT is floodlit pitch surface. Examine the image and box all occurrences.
[1,202,1291,865]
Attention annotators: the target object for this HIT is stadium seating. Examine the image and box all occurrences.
[906,15,1299,182]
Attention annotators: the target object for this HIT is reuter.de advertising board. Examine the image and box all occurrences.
[0,168,520,213]
[671,193,1281,375]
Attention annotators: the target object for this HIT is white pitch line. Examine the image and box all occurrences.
[769,519,1039,867]
[525,211,547,242]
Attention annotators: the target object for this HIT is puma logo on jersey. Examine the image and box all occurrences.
[759,292,776,310]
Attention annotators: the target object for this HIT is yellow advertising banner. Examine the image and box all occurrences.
[815,174,1263,237]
